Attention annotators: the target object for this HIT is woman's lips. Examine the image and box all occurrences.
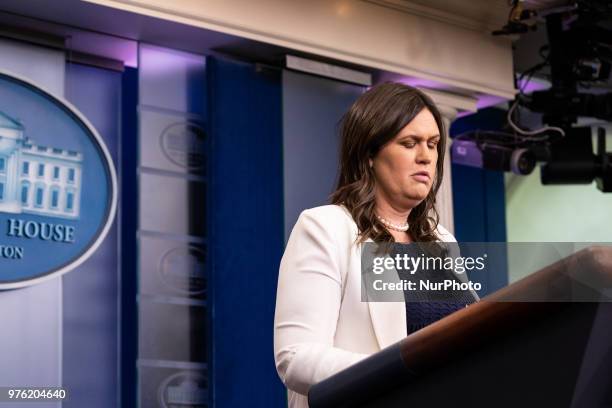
[412,172,430,183]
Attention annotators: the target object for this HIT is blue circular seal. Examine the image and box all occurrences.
[0,71,117,289]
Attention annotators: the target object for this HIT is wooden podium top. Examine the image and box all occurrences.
[309,246,612,408]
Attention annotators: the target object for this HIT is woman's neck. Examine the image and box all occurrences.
[374,193,415,243]
[389,229,412,243]
[375,197,411,226]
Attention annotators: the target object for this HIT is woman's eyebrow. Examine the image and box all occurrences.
[400,134,440,141]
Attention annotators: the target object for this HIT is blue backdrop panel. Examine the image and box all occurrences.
[450,108,508,294]
[120,66,139,408]
[207,57,286,406]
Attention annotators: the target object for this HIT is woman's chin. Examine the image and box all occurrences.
[401,192,429,205]
[403,186,430,201]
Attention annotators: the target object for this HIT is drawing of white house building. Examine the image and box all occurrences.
[0,111,82,219]
[166,379,208,405]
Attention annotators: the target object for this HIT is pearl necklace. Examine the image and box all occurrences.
[376,214,409,232]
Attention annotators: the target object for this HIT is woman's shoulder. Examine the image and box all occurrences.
[300,204,353,223]
[435,223,457,243]
[294,204,357,241]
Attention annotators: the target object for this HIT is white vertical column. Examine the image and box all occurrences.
[436,104,458,235]
[0,37,64,407]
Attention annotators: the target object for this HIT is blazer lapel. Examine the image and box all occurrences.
[362,239,407,349]
[367,296,407,349]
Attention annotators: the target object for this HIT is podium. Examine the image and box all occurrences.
[308,246,612,408]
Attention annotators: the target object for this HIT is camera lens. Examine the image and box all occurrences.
[511,148,536,175]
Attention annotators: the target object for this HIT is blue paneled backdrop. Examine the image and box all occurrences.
[207,57,286,406]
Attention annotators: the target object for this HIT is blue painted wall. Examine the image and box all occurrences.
[207,57,286,407]
[450,108,509,293]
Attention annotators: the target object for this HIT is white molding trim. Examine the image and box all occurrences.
[286,55,372,86]
[363,0,508,32]
[84,0,516,99]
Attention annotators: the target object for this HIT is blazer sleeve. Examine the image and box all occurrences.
[274,209,369,396]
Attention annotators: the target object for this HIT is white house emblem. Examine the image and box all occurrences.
[0,71,117,289]
[0,111,82,219]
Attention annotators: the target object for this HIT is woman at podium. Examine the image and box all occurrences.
[274,82,477,408]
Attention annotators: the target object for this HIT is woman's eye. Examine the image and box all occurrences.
[402,142,416,148]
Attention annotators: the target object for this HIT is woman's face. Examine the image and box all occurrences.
[371,108,440,209]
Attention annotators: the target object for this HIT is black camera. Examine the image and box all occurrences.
[451,131,536,175]
[451,0,612,192]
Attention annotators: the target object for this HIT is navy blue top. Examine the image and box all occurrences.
[390,243,477,335]
[404,301,473,335]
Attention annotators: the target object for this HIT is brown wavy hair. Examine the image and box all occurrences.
[330,82,446,243]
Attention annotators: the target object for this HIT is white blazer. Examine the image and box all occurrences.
[273,204,468,408]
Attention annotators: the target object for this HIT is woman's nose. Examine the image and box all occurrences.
[416,143,432,164]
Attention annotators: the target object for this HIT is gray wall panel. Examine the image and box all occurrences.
[62,62,121,408]
[0,37,64,408]
[282,70,364,240]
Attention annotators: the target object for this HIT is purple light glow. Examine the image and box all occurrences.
[67,31,138,68]
[517,78,549,94]
[475,94,507,110]
[378,73,547,118]
[139,44,205,75]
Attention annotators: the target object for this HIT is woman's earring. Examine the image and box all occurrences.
[369,159,373,168]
